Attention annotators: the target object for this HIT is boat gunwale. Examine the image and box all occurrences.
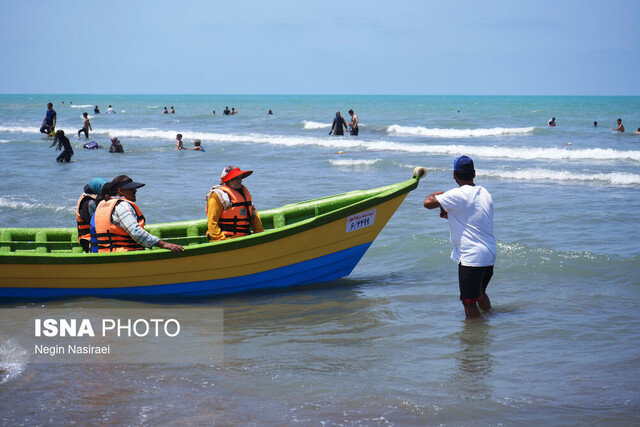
[0,175,422,265]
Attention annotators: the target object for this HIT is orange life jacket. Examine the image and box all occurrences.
[93,198,146,252]
[76,193,96,243]
[206,184,255,238]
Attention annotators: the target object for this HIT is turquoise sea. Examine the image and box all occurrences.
[1,94,639,425]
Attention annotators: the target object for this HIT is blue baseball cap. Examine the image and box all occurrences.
[454,155,475,173]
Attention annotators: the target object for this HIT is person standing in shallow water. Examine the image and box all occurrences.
[423,155,496,318]
[78,112,92,138]
[329,112,348,136]
[40,102,56,135]
[52,130,74,162]
[348,109,359,136]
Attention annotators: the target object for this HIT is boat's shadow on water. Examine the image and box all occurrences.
[0,278,375,308]
[0,269,433,308]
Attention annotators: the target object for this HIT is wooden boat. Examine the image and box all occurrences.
[0,168,426,299]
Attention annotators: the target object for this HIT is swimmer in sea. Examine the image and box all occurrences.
[78,112,92,138]
[183,139,204,151]
[611,118,625,133]
[548,117,556,127]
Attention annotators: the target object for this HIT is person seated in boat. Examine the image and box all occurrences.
[90,181,118,253]
[93,175,184,253]
[206,166,264,241]
[76,177,108,253]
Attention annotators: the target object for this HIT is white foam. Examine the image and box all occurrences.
[482,168,640,186]
[387,125,535,138]
[303,120,331,130]
[1,124,639,163]
[0,197,73,213]
[69,104,93,108]
[329,158,382,167]
[365,142,640,162]
[0,339,28,384]
[0,125,39,134]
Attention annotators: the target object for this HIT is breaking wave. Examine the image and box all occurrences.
[387,125,535,138]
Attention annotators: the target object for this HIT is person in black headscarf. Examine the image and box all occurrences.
[51,130,74,162]
[329,111,348,136]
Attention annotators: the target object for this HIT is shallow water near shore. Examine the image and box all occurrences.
[1,94,639,425]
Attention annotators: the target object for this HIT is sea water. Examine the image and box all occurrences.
[0,95,639,425]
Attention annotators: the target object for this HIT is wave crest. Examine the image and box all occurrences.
[482,168,640,186]
[303,120,330,130]
[329,159,382,167]
[387,125,535,138]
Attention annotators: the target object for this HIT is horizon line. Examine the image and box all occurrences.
[1,93,639,97]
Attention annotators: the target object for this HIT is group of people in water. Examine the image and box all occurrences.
[329,110,359,136]
[550,116,639,133]
[76,166,261,254]
[175,133,204,151]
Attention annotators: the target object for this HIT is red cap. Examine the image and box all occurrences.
[220,166,253,183]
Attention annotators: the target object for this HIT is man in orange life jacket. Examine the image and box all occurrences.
[93,175,184,253]
[76,177,108,252]
[206,166,264,241]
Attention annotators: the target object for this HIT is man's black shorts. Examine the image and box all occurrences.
[458,264,493,303]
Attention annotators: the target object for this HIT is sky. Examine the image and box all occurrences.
[1,0,639,95]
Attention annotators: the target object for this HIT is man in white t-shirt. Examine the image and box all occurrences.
[423,155,496,318]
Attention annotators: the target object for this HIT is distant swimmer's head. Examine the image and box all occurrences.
[194,139,201,146]
[453,155,476,181]
[55,130,65,137]
[348,109,354,115]
[83,112,88,118]
[177,133,182,139]
[110,136,120,145]
[617,118,622,123]
[594,121,598,126]
[47,102,53,109]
